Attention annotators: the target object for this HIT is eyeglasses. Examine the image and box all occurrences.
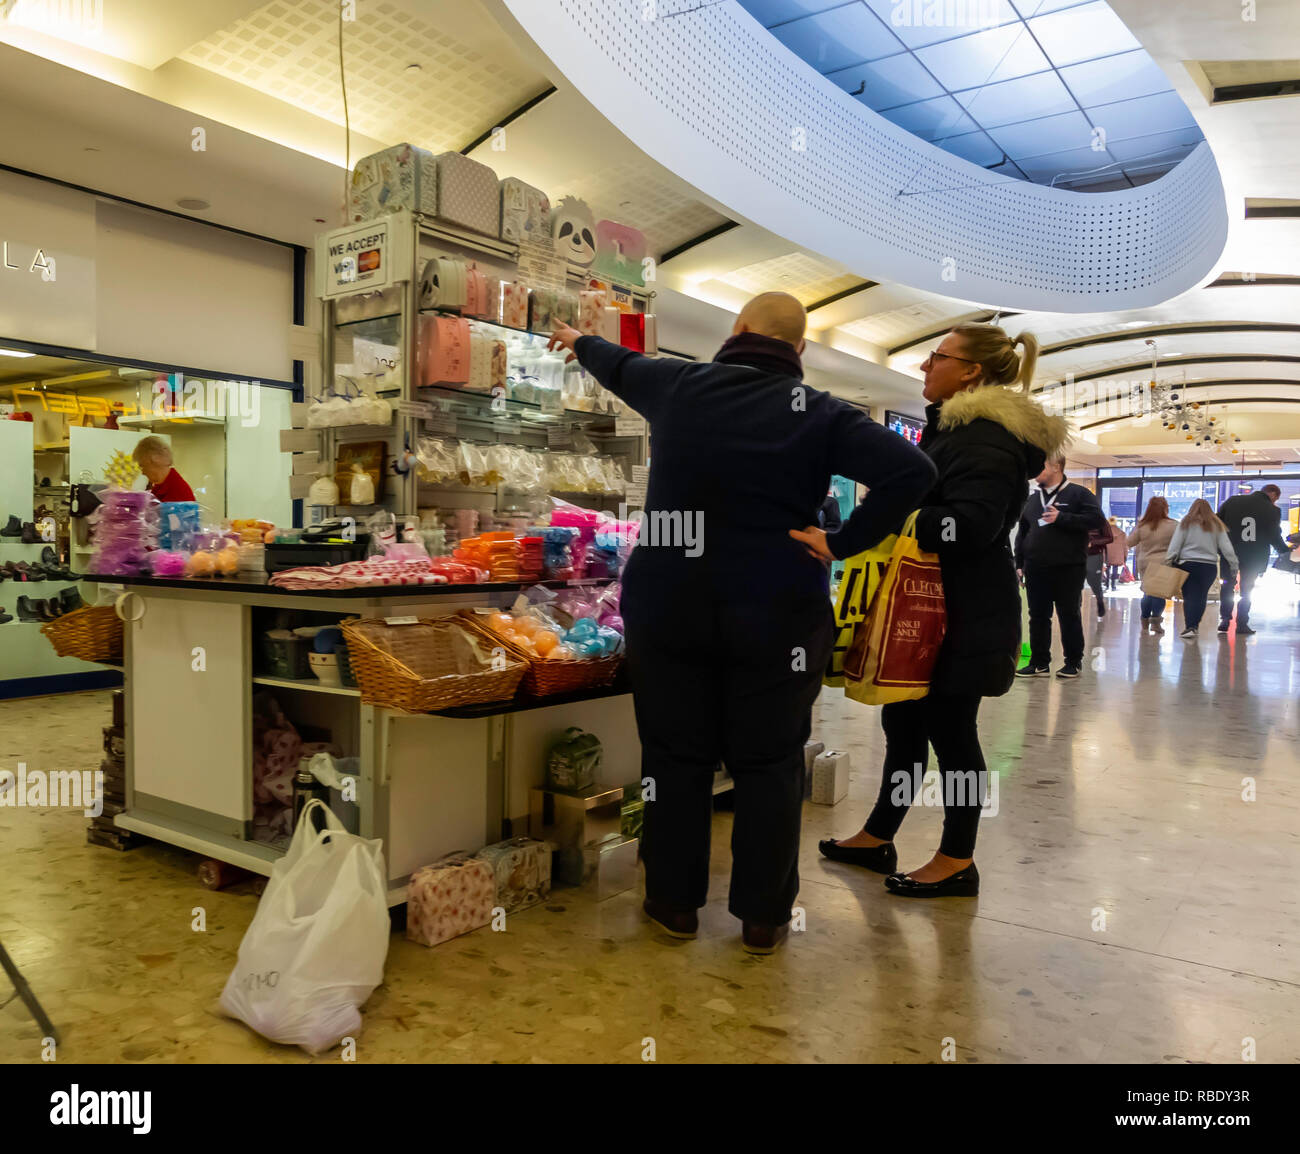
[924,351,979,366]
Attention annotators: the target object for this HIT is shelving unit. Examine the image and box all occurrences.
[250,674,361,698]
[312,208,652,526]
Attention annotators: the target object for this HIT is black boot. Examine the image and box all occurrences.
[0,515,21,537]
[20,522,39,544]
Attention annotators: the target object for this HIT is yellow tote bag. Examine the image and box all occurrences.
[841,513,946,706]
[824,532,898,688]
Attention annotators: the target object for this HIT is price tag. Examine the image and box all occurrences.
[516,236,568,293]
[625,484,647,506]
[547,426,573,449]
[631,465,650,484]
[384,616,419,626]
[398,400,433,420]
[615,415,646,437]
[426,410,458,436]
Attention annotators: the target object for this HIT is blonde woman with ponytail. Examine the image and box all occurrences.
[818,324,1069,898]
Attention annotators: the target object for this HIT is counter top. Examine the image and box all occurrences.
[80,571,617,599]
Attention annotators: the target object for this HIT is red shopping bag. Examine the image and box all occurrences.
[842,514,946,705]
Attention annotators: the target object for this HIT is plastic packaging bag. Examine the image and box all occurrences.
[218,799,390,1055]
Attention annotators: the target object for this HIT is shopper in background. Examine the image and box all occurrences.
[1127,496,1177,634]
[547,293,935,953]
[1167,499,1237,640]
[1104,517,1128,590]
[1013,456,1106,679]
[132,436,196,503]
[1216,484,1289,635]
[1084,545,1106,620]
[817,488,842,534]
[816,323,1066,898]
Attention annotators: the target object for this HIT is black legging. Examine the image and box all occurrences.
[863,693,987,859]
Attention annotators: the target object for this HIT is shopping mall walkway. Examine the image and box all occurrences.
[2,580,1298,1063]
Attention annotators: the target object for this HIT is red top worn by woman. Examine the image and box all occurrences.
[149,468,196,503]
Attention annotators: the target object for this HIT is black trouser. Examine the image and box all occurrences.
[864,693,986,858]
[1024,561,1086,667]
[1177,561,1217,629]
[1106,563,1122,590]
[1219,560,1263,627]
[1085,553,1104,605]
[622,573,834,926]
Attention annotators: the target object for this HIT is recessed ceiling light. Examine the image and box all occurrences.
[176,198,210,211]
[0,348,36,358]
[405,63,421,72]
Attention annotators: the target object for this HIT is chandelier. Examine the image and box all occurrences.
[1145,340,1243,454]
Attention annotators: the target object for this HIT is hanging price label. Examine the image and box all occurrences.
[398,400,433,420]
[427,410,458,436]
[615,414,647,437]
[547,426,573,449]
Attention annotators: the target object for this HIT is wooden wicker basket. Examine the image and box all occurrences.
[40,605,124,662]
[457,610,623,697]
[339,616,526,712]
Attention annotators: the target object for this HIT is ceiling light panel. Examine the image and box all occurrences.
[717,250,860,305]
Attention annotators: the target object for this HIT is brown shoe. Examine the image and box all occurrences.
[741,921,790,955]
[643,898,698,940]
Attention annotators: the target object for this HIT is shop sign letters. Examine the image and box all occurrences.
[2,238,56,282]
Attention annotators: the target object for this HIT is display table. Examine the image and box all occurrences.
[83,573,642,906]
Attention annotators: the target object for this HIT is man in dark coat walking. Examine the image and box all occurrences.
[1216,485,1289,634]
[547,292,935,952]
[1014,456,1106,680]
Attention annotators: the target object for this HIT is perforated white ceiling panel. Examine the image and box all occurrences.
[500,0,1228,312]
[183,0,543,153]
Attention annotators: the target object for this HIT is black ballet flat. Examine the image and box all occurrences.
[817,838,898,874]
[884,862,980,898]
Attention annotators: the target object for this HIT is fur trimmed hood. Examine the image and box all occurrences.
[937,385,1070,459]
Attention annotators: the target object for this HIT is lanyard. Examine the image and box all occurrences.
[1040,484,1064,513]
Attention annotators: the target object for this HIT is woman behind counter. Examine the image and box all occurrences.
[132,435,196,503]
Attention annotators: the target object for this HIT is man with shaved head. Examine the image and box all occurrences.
[549,292,933,953]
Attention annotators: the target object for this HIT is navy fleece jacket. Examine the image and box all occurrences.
[572,333,936,593]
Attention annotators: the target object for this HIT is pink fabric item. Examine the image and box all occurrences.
[268,558,451,591]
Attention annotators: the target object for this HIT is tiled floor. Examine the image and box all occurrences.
[2,582,1298,1063]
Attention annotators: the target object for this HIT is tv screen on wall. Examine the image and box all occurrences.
[884,410,924,447]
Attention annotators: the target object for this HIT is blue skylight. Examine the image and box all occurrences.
[739,0,1205,191]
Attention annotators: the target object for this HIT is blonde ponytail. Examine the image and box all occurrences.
[950,322,1039,391]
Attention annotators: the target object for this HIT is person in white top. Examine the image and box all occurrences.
[1167,499,1238,640]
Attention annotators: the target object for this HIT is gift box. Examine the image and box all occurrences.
[350,143,439,223]
[418,314,472,385]
[501,280,530,330]
[577,834,639,900]
[530,783,623,851]
[436,151,500,236]
[500,177,551,244]
[407,852,496,947]
[475,836,552,913]
[811,750,849,806]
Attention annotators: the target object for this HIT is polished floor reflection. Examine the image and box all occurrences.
[1,581,1298,1063]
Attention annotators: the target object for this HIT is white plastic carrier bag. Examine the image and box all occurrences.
[219,799,390,1054]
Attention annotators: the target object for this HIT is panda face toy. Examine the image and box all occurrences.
[419,257,441,310]
[552,196,597,267]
